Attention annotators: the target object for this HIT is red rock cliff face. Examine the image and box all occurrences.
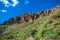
[3,5,60,25]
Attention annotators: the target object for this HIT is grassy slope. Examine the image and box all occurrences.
[0,10,60,40]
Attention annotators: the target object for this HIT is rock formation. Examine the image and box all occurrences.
[3,5,60,25]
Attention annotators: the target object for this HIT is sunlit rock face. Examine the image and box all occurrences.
[2,5,60,25]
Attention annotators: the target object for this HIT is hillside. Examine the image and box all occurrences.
[0,6,60,40]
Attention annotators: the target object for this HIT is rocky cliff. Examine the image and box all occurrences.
[3,5,60,25]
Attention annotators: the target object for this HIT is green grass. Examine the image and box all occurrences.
[0,9,60,40]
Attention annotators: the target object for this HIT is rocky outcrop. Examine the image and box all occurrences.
[3,5,60,25]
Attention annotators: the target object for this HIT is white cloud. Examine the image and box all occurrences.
[1,10,7,13]
[11,0,19,7]
[24,0,29,5]
[0,0,19,7]
[0,0,11,7]
[3,0,11,7]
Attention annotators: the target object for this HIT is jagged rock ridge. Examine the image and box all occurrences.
[3,5,60,25]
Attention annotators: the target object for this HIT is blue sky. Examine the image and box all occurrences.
[0,0,60,24]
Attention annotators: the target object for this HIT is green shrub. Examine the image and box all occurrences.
[43,30,57,37]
